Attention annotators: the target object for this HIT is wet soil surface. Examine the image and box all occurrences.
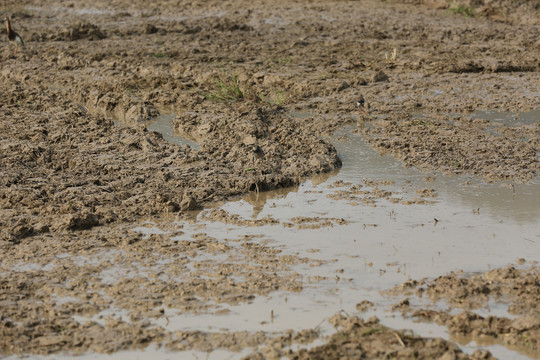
[389,265,540,358]
[1,0,539,358]
[283,314,496,360]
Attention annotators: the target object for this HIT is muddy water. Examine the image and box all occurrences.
[124,123,537,358]
[11,115,538,360]
[471,109,540,127]
[3,0,539,356]
[147,114,200,150]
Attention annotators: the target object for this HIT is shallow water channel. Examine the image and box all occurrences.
[147,114,200,150]
[167,128,537,359]
[15,113,540,360]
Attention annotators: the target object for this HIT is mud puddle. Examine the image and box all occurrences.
[468,109,540,139]
[146,114,200,150]
[471,109,540,128]
[3,118,538,359]
[71,126,536,359]
[26,6,116,17]
[6,347,250,360]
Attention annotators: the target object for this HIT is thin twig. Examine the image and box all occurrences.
[394,332,405,347]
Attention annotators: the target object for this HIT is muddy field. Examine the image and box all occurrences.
[1,0,539,358]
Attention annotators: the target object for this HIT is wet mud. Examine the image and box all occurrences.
[389,265,540,358]
[1,0,539,358]
[283,314,495,360]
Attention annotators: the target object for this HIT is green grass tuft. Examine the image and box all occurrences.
[448,3,476,17]
[206,73,245,102]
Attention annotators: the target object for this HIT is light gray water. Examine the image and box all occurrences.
[8,111,539,360]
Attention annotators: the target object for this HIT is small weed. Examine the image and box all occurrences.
[448,3,475,17]
[206,72,245,102]
[152,53,167,58]
[272,91,288,105]
[244,167,257,172]
[272,55,292,65]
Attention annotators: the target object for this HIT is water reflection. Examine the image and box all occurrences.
[243,185,298,218]
[237,126,540,224]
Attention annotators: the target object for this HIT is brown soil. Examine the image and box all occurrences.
[389,265,540,358]
[1,0,539,357]
[2,0,539,241]
[280,314,496,360]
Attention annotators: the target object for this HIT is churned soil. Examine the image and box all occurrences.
[389,264,540,358]
[282,314,495,360]
[1,0,538,357]
[1,0,538,241]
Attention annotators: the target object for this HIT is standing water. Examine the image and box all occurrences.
[12,113,539,360]
[136,124,538,359]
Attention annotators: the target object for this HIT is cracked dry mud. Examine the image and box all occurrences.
[1,0,539,358]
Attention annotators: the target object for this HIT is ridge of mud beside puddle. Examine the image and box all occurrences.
[248,314,495,360]
[0,86,340,243]
[356,111,539,182]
